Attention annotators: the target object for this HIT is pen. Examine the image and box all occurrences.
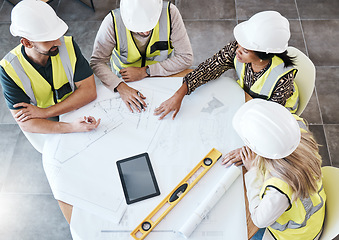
[137,91,144,110]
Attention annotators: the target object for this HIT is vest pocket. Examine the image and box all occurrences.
[56,82,72,100]
[150,41,169,54]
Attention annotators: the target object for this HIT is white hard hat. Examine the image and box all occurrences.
[233,11,290,54]
[10,0,68,42]
[120,0,163,32]
[232,99,301,159]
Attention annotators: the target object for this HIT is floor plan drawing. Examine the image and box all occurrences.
[51,84,170,164]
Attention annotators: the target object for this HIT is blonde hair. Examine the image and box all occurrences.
[254,131,322,200]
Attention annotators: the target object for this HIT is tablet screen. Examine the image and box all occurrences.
[116,153,160,204]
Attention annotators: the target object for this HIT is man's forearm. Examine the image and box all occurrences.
[90,12,121,91]
[149,3,193,77]
[18,118,75,134]
[90,58,122,91]
[149,52,193,77]
[44,75,97,118]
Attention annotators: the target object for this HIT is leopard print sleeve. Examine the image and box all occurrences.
[269,71,295,105]
[184,41,238,95]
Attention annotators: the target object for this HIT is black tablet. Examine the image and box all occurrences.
[116,153,160,204]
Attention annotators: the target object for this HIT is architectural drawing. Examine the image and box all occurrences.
[52,84,168,164]
[201,96,224,113]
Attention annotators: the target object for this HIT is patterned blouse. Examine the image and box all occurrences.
[183,41,295,106]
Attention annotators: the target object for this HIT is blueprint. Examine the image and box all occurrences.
[43,77,248,239]
[52,83,168,164]
[42,79,181,223]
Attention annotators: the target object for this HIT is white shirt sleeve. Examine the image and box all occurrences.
[90,13,123,92]
[244,168,290,228]
[90,4,194,91]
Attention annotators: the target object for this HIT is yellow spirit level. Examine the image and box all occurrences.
[131,148,222,240]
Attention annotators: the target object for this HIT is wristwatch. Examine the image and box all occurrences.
[146,66,150,77]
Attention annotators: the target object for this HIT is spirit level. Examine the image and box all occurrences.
[131,148,222,240]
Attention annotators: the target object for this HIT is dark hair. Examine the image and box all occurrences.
[253,50,295,68]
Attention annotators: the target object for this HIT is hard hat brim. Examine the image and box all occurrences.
[232,99,301,159]
[233,21,254,51]
[11,19,68,42]
[122,17,159,33]
[37,19,68,42]
[233,11,290,54]
[120,0,163,33]
[9,0,69,42]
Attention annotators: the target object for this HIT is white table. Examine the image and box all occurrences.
[43,76,247,240]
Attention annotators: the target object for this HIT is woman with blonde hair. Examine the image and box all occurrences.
[227,99,326,240]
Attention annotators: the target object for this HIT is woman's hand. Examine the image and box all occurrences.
[240,146,256,171]
[221,147,244,167]
[154,83,188,120]
[154,93,184,120]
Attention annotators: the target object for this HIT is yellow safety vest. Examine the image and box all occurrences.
[260,177,326,240]
[234,56,299,113]
[0,36,76,108]
[110,1,173,72]
[293,114,308,133]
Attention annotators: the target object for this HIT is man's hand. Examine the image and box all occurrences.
[70,116,101,132]
[116,82,146,112]
[119,66,148,82]
[13,102,50,122]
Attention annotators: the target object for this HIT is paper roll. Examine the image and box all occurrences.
[178,165,242,238]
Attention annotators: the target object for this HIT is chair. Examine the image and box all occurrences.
[321,166,339,240]
[287,47,316,116]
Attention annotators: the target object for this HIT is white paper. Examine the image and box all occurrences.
[43,77,248,240]
[179,165,242,238]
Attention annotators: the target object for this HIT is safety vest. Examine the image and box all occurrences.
[260,177,326,240]
[0,36,76,108]
[234,56,299,113]
[293,114,308,133]
[110,1,173,72]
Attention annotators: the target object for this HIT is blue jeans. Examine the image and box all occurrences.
[251,228,265,240]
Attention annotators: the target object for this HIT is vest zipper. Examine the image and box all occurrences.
[130,30,153,68]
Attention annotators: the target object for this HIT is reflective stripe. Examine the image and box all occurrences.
[235,59,243,87]
[234,56,295,98]
[153,4,170,62]
[111,1,172,71]
[270,185,324,231]
[260,63,293,96]
[59,37,75,92]
[3,52,37,105]
[234,55,299,113]
[285,85,299,112]
[293,114,308,132]
[297,120,307,131]
[235,60,241,76]
[1,36,76,107]
[111,10,128,68]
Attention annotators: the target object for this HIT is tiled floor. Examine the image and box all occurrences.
[0,0,338,239]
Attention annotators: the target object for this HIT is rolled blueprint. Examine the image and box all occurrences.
[178,165,242,238]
